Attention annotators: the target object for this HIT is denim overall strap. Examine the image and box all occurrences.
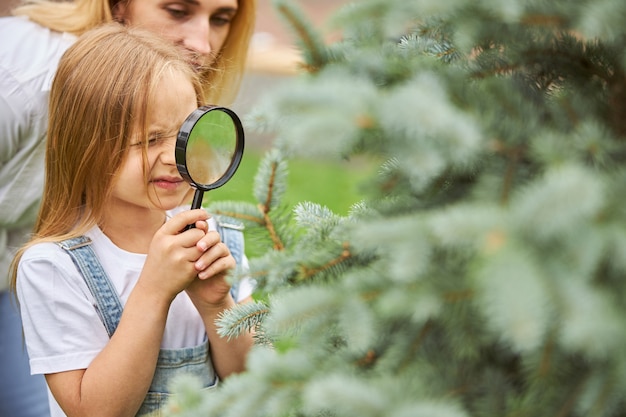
[57,236,123,338]
[214,215,244,265]
[214,215,245,301]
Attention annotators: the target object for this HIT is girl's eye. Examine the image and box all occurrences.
[131,137,159,147]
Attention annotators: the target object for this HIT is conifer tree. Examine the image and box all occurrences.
[167,0,626,416]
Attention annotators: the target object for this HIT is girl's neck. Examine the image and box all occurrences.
[99,209,166,254]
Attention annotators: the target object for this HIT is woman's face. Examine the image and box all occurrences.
[113,0,238,70]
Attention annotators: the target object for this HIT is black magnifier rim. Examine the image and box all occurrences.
[175,105,245,191]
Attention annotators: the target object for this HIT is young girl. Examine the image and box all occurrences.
[11,23,254,417]
[1,2,256,415]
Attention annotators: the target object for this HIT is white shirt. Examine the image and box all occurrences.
[17,217,252,417]
[0,16,75,291]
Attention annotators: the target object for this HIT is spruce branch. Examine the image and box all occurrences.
[538,334,555,377]
[501,144,525,205]
[273,0,329,73]
[398,320,433,371]
[216,301,270,340]
[254,149,288,212]
[297,242,352,281]
[589,375,617,417]
[355,349,377,368]
[240,149,290,251]
[488,139,529,205]
[258,203,284,251]
[442,290,474,303]
[211,208,265,226]
[519,13,568,28]
[555,374,590,417]
[608,72,626,137]
[260,166,276,216]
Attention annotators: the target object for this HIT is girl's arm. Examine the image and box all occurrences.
[45,283,170,417]
[191,292,255,378]
[185,232,255,378]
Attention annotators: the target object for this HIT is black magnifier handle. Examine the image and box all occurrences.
[184,189,205,231]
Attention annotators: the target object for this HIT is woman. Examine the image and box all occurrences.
[0,1,256,416]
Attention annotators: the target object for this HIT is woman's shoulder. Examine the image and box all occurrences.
[0,16,63,43]
[0,16,37,32]
[0,15,75,85]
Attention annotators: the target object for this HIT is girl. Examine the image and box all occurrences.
[0,2,255,415]
[11,23,254,417]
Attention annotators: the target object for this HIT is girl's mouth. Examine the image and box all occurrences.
[151,177,184,191]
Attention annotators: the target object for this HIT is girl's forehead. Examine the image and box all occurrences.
[146,71,198,128]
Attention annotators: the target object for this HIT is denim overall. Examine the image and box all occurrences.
[57,217,245,416]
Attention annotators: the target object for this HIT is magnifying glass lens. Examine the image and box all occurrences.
[185,110,238,186]
[175,105,245,213]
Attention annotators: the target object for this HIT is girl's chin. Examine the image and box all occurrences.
[149,194,190,211]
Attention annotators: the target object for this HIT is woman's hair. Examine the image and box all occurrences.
[9,23,201,290]
[12,0,256,104]
[199,0,256,104]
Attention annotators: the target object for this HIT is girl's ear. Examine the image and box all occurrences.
[111,0,128,23]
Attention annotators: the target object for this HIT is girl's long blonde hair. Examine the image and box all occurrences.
[9,23,202,291]
[12,0,256,104]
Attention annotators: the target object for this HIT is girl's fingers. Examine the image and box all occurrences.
[194,220,209,233]
[195,230,220,252]
[197,254,236,280]
[194,241,232,273]
[162,209,210,234]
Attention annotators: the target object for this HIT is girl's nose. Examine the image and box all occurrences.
[160,138,177,165]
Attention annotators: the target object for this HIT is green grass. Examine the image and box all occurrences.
[205,149,374,215]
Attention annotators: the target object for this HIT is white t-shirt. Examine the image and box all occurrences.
[0,16,75,291]
[17,217,252,417]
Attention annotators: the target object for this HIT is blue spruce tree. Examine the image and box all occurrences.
[167,0,626,416]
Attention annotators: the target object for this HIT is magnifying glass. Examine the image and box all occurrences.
[176,105,245,228]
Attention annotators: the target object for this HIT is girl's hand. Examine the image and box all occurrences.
[186,230,236,309]
[138,209,212,303]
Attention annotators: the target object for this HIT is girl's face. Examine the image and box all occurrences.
[110,70,197,215]
[113,0,238,70]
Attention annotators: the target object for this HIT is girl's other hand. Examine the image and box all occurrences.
[186,230,236,310]
[138,209,211,303]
